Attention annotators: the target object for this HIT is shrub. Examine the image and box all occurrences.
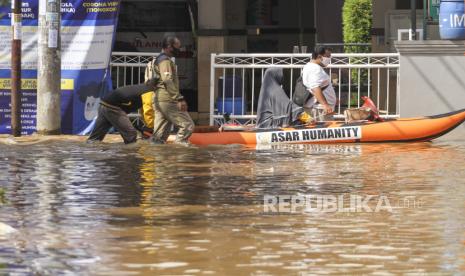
[343,0,372,90]
[343,0,372,52]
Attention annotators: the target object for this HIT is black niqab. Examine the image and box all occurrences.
[256,68,303,128]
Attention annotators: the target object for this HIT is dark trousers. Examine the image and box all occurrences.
[88,105,138,144]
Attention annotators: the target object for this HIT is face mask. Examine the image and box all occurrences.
[321,57,331,67]
[171,46,181,57]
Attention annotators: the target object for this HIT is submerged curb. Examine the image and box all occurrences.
[0,134,124,145]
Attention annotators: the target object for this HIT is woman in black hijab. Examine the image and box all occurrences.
[256,67,312,128]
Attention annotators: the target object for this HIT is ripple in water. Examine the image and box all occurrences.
[0,140,464,274]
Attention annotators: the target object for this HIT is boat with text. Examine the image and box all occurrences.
[189,109,465,146]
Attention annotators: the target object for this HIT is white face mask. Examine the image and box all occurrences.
[321,57,331,67]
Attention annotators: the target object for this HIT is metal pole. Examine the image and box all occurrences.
[11,0,22,137]
[423,0,428,40]
[37,0,61,135]
[411,0,417,40]
[313,0,318,45]
[298,0,303,48]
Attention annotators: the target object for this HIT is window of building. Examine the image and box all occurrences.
[246,0,279,26]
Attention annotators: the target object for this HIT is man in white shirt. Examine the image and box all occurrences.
[302,47,336,115]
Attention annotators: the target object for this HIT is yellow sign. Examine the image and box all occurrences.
[0,79,74,90]
[61,79,74,90]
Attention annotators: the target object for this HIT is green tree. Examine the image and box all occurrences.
[343,0,372,53]
[342,0,372,105]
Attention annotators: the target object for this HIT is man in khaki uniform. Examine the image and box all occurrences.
[152,36,194,144]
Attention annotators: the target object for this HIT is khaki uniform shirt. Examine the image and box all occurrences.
[155,58,183,102]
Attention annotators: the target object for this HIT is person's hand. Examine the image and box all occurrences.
[177,100,188,112]
[322,104,333,114]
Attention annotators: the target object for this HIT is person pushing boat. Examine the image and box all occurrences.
[87,82,155,144]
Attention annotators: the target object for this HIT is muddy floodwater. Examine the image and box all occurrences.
[0,138,465,275]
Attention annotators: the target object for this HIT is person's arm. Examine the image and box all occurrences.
[158,60,184,101]
[311,87,333,114]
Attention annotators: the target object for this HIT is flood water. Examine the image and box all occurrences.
[1,139,465,275]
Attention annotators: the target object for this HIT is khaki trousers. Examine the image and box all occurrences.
[152,98,194,143]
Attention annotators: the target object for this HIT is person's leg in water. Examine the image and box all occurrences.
[101,106,138,144]
[87,105,113,143]
[172,109,195,144]
[152,99,173,144]
[154,101,194,144]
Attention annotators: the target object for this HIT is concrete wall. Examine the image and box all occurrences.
[197,0,227,124]
[395,40,465,139]
[198,0,225,29]
[372,0,396,29]
[372,0,396,52]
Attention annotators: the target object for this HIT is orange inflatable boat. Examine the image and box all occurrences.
[189,109,465,146]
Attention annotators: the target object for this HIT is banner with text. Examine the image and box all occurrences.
[0,0,120,134]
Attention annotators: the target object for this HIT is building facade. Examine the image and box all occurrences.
[114,0,346,123]
[113,0,447,124]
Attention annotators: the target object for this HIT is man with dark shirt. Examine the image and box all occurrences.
[87,83,153,144]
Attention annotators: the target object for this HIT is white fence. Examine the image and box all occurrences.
[109,52,401,127]
[315,43,371,53]
[210,53,400,126]
[110,52,158,88]
[110,52,158,123]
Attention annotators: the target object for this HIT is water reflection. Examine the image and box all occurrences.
[0,141,464,274]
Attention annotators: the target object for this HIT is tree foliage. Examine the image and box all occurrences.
[342,0,372,93]
[342,0,372,53]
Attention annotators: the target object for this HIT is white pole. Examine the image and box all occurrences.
[209,53,216,126]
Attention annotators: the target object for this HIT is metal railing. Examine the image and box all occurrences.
[315,43,372,53]
[109,52,401,127]
[110,52,159,123]
[210,53,400,126]
[110,51,158,88]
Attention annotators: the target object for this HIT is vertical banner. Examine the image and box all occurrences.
[0,0,120,134]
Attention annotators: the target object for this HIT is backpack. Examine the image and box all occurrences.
[144,53,170,88]
[292,76,312,107]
